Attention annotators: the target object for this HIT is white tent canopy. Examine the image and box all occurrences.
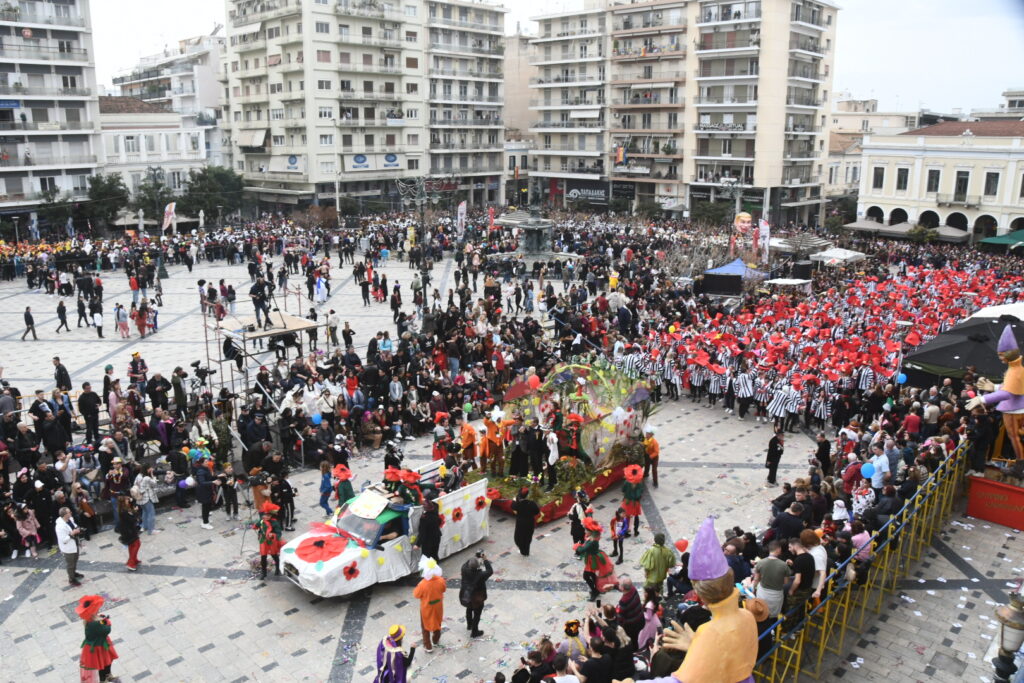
[808,247,866,265]
[968,302,1024,321]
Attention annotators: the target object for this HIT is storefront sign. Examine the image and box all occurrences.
[566,179,608,204]
[611,182,635,200]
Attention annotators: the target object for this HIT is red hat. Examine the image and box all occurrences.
[624,464,644,484]
[384,466,402,482]
[76,595,105,621]
[332,464,352,481]
[400,469,421,484]
[260,501,280,514]
[583,517,603,533]
[434,411,450,425]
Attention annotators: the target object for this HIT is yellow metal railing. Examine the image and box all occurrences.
[752,441,969,682]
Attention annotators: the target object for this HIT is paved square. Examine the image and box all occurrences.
[0,253,1018,682]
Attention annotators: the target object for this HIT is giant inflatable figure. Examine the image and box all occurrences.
[968,325,1024,463]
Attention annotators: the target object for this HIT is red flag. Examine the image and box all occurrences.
[488,206,495,228]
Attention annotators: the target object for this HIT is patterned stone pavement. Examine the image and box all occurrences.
[0,252,1020,682]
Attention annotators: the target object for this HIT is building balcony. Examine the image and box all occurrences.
[530,54,606,66]
[428,117,504,127]
[611,45,685,60]
[694,96,757,107]
[781,174,821,186]
[429,94,502,106]
[609,146,682,159]
[611,96,681,108]
[937,194,982,208]
[235,92,269,105]
[530,75,604,87]
[785,124,820,134]
[339,35,404,49]
[0,154,97,170]
[428,163,503,174]
[610,172,682,184]
[531,145,605,156]
[696,122,756,133]
[696,67,758,80]
[694,148,754,161]
[337,62,402,75]
[529,98,605,109]
[786,95,823,108]
[694,38,759,54]
[428,42,504,57]
[612,19,687,36]
[0,8,87,28]
[783,149,818,161]
[244,170,309,182]
[428,142,503,151]
[427,16,503,34]
[611,122,678,133]
[234,38,267,53]
[532,27,604,42]
[0,189,87,206]
[788,69,823,83]
[335,0,402,19]
[118,151,205,164]
[789,39,827,55]
[531,167,605,180]
[530,120,605,131]
[0,85,91,97]
[338,89,401,101]
[231,1,301,26]
[0,121,95,133]
[697,6,762,25]
[0,44,88,62]
[790,12,826,31]
[429,67,503,79]
[336,116,410,128]
[610,70,685,85]
[278,61,306,74]
[691,173,754,186]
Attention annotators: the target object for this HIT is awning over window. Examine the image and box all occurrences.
[234,21,263,34]
[569,109,602,119]
[238,129,268,147]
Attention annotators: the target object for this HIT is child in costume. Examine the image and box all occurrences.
[374,624,415,683]
[574,518,617,601]
[77,595,119,683]
[620,464,645,537]
[333,464,355,506]
[254,501,284,579]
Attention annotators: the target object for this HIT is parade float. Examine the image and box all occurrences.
[280,460,490,597]
[474,356,654,524]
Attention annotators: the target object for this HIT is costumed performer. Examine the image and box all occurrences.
[254,501,284,579]
[412,557,447,651]
[575,517,617,601]
[967,325,1024,463]
[620,464,645,537]
[374,624,415,683]
[77,594,119,683]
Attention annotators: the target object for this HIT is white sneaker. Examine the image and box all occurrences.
[10,550,16,560]
[24,549,31,557]
[201,523,214,530]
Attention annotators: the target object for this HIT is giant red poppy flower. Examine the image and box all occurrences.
[624,464,644,484]
[486,487,502,500]
[342,561,360,581]
[475,496,487,511]
[295,535,348,563]
[452,507,464,522]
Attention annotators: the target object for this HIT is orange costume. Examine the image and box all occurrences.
[460,421,478,465]
[412,560,446,649]
[481,416,516,475]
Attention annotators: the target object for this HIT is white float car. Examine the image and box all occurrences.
[280,461,490,597]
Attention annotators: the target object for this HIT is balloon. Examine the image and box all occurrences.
[967,391,976,399]
[312,414,323,425]
[528,375,541,390]
[860,463,875,479]
[184,476,196,488]
[674,539,689,553]
[177,480,188,489]
[463,402,473,415]
[896,373,907,384]
[668,325,676,334]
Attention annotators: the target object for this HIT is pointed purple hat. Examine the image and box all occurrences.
[999,325,1019,354]
[688,516,729,581]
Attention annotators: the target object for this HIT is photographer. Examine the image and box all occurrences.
[459,551,493,638]
[171,367,188,417]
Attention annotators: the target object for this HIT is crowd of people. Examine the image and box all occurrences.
[0,208,1018,683]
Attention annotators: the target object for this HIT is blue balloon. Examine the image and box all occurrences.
[897,373,907,385]
[312,414,323,425]
[177,479,189,489]
[860,463,875,479]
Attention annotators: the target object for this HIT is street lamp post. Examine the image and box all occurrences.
[12,216,19,244]
[993,582,1024,683]
[217,204,223,230]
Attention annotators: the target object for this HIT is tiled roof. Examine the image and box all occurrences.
[98,96,171,114]
[829,132,862,154]
[900,120,1024,137]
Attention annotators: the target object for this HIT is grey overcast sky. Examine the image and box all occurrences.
[93,0,1024,114]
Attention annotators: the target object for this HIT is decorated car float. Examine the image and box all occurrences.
[471,357,654,523]
[280,460,489,597]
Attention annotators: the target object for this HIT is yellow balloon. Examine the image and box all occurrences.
[669,325,676,333]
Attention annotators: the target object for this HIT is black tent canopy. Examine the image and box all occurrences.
[902,314,1024,386]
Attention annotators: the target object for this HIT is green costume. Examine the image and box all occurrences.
[639,543,676,589]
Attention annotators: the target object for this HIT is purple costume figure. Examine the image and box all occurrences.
[374,624,414,683]
[967,325,1024,462]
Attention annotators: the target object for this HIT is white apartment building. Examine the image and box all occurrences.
[112,33,228,166]
[856,121,1024,239]
[98,96,208,196]
[0,0,101,223]
[522,0,838,225]
[222,0,506,214]
[970,88,1024,122]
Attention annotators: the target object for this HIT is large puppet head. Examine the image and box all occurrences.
[689,516,735,604]
[998,325,1021,363]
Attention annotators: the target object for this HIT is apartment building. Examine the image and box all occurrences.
[970,87,1024,122]
[222,0,505,213]
[0,0,101,222]
[98,96,208,196]
[527,5,609,207]
[426,0,507,205]
[501,29,534,137]
[112,33,228,166]
[856,121,1024,239]
[522,0,838,224]
[828,97,918,135]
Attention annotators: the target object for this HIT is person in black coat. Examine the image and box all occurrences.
[765,429,784,486]
[416,494,442,560]
[193,460,219,528]
[511,487,540,556]
[459,553,493,638]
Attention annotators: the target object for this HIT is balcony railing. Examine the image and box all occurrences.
[536,28,604,40]
[530,98,604,107]
[0,121,94,132]
[698,6,762,23]
[613,96,680,106]
[694,96,757,105]
[428,142,503,150]
[429,164,503,174]
[428,117,504,126]
[429,67,502,78]
[612,45,684,58]
[530,75,603,85]
[337,62,401,74]
[612,145,680,156]
[694,147,754,159]
[612,70,685,82]
[429,93,502,104]
[782,175,820,185]
[336,0,401,19]
[0,85,91,97]
[788,69,822,80]
[429,42,504,56]
[786,95,823,107]
[692,173,754,185]
[246,171,309,182]
[612,121,678,131]
[0,154,97,167]
[530,53,605,64]
[614,18,686,32]
[698,67,758,78]
[790,39,826,53]
[0,9,87,27]
[785,124,819,133]
[335,116,408,127]
[937,194,981,207]
[0,44,88,60]
[339,89,401,100]
[696,122,756,132]
[791,11,824,27]
[534,144,605,153]
[339,34,403,48]
[231,1,302,26]
[234,38,266,52]
[428,16,502,32]
[696,38,759,51]
[530,120,606,129]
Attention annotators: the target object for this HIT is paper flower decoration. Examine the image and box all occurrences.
[452,534,461,542]
[475,496,487,511]
[342,562,360,581]
[438,513,446,529]
[486,487,502,500]
[624,465,644,484]
[377,556,386,566]
[452,507,464,522]
[295,536,348,564]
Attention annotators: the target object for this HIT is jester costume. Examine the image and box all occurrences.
[333,464,355,506]
[77,595,118,682]
[254,502,283,579]
[574,520,617,600]
[374,625,414,683]
[621,465,645,535]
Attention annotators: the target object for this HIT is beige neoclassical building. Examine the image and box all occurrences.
[856,121,1024,238]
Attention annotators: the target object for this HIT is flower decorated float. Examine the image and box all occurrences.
[476,357,654,524]
[279,459,490,597]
